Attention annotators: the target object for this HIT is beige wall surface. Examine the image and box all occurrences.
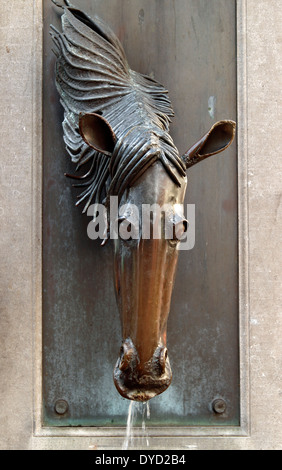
[0,0,281,450]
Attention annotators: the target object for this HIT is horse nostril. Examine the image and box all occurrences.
[158,347,168,374]
[119,357,129,372]
[119,345,134,372]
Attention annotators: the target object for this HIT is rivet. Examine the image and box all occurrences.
[54,399,69,415]
[212,399,226,414]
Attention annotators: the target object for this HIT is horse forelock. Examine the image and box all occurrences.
[107,126,186,200]
[73,124,186,213]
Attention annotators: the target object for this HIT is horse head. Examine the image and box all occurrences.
[51,0,235,401]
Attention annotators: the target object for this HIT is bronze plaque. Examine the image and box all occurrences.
[43,0,238,426]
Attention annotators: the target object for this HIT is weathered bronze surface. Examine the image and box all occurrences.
[50,0,235,402]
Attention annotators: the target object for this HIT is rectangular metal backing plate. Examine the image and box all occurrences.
[42,0,238,427]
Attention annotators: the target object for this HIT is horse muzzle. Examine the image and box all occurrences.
[113,338,172,401]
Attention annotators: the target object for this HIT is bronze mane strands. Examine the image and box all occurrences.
[51,0,235,401]
[50,0,184,212]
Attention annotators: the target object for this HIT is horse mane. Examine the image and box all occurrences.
[51,2,186,213]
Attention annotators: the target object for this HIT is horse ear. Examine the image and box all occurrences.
[79,113,116,157]
[182,120,236,169]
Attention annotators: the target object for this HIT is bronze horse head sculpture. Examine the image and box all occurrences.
[51,0,236,402]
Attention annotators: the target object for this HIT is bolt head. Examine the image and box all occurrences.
[212,399,227,414]
[54,399,69,415]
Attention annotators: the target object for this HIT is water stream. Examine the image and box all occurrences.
[122,401,151,450]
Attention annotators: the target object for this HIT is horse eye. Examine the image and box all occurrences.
[183,219,189,233]
[172,219,188,242]
[118,216,127,224]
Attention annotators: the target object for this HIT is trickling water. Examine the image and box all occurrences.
[146,401,150,419]
[141,401,150,448]
[122,401,135,450]
[122,401,151,450]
